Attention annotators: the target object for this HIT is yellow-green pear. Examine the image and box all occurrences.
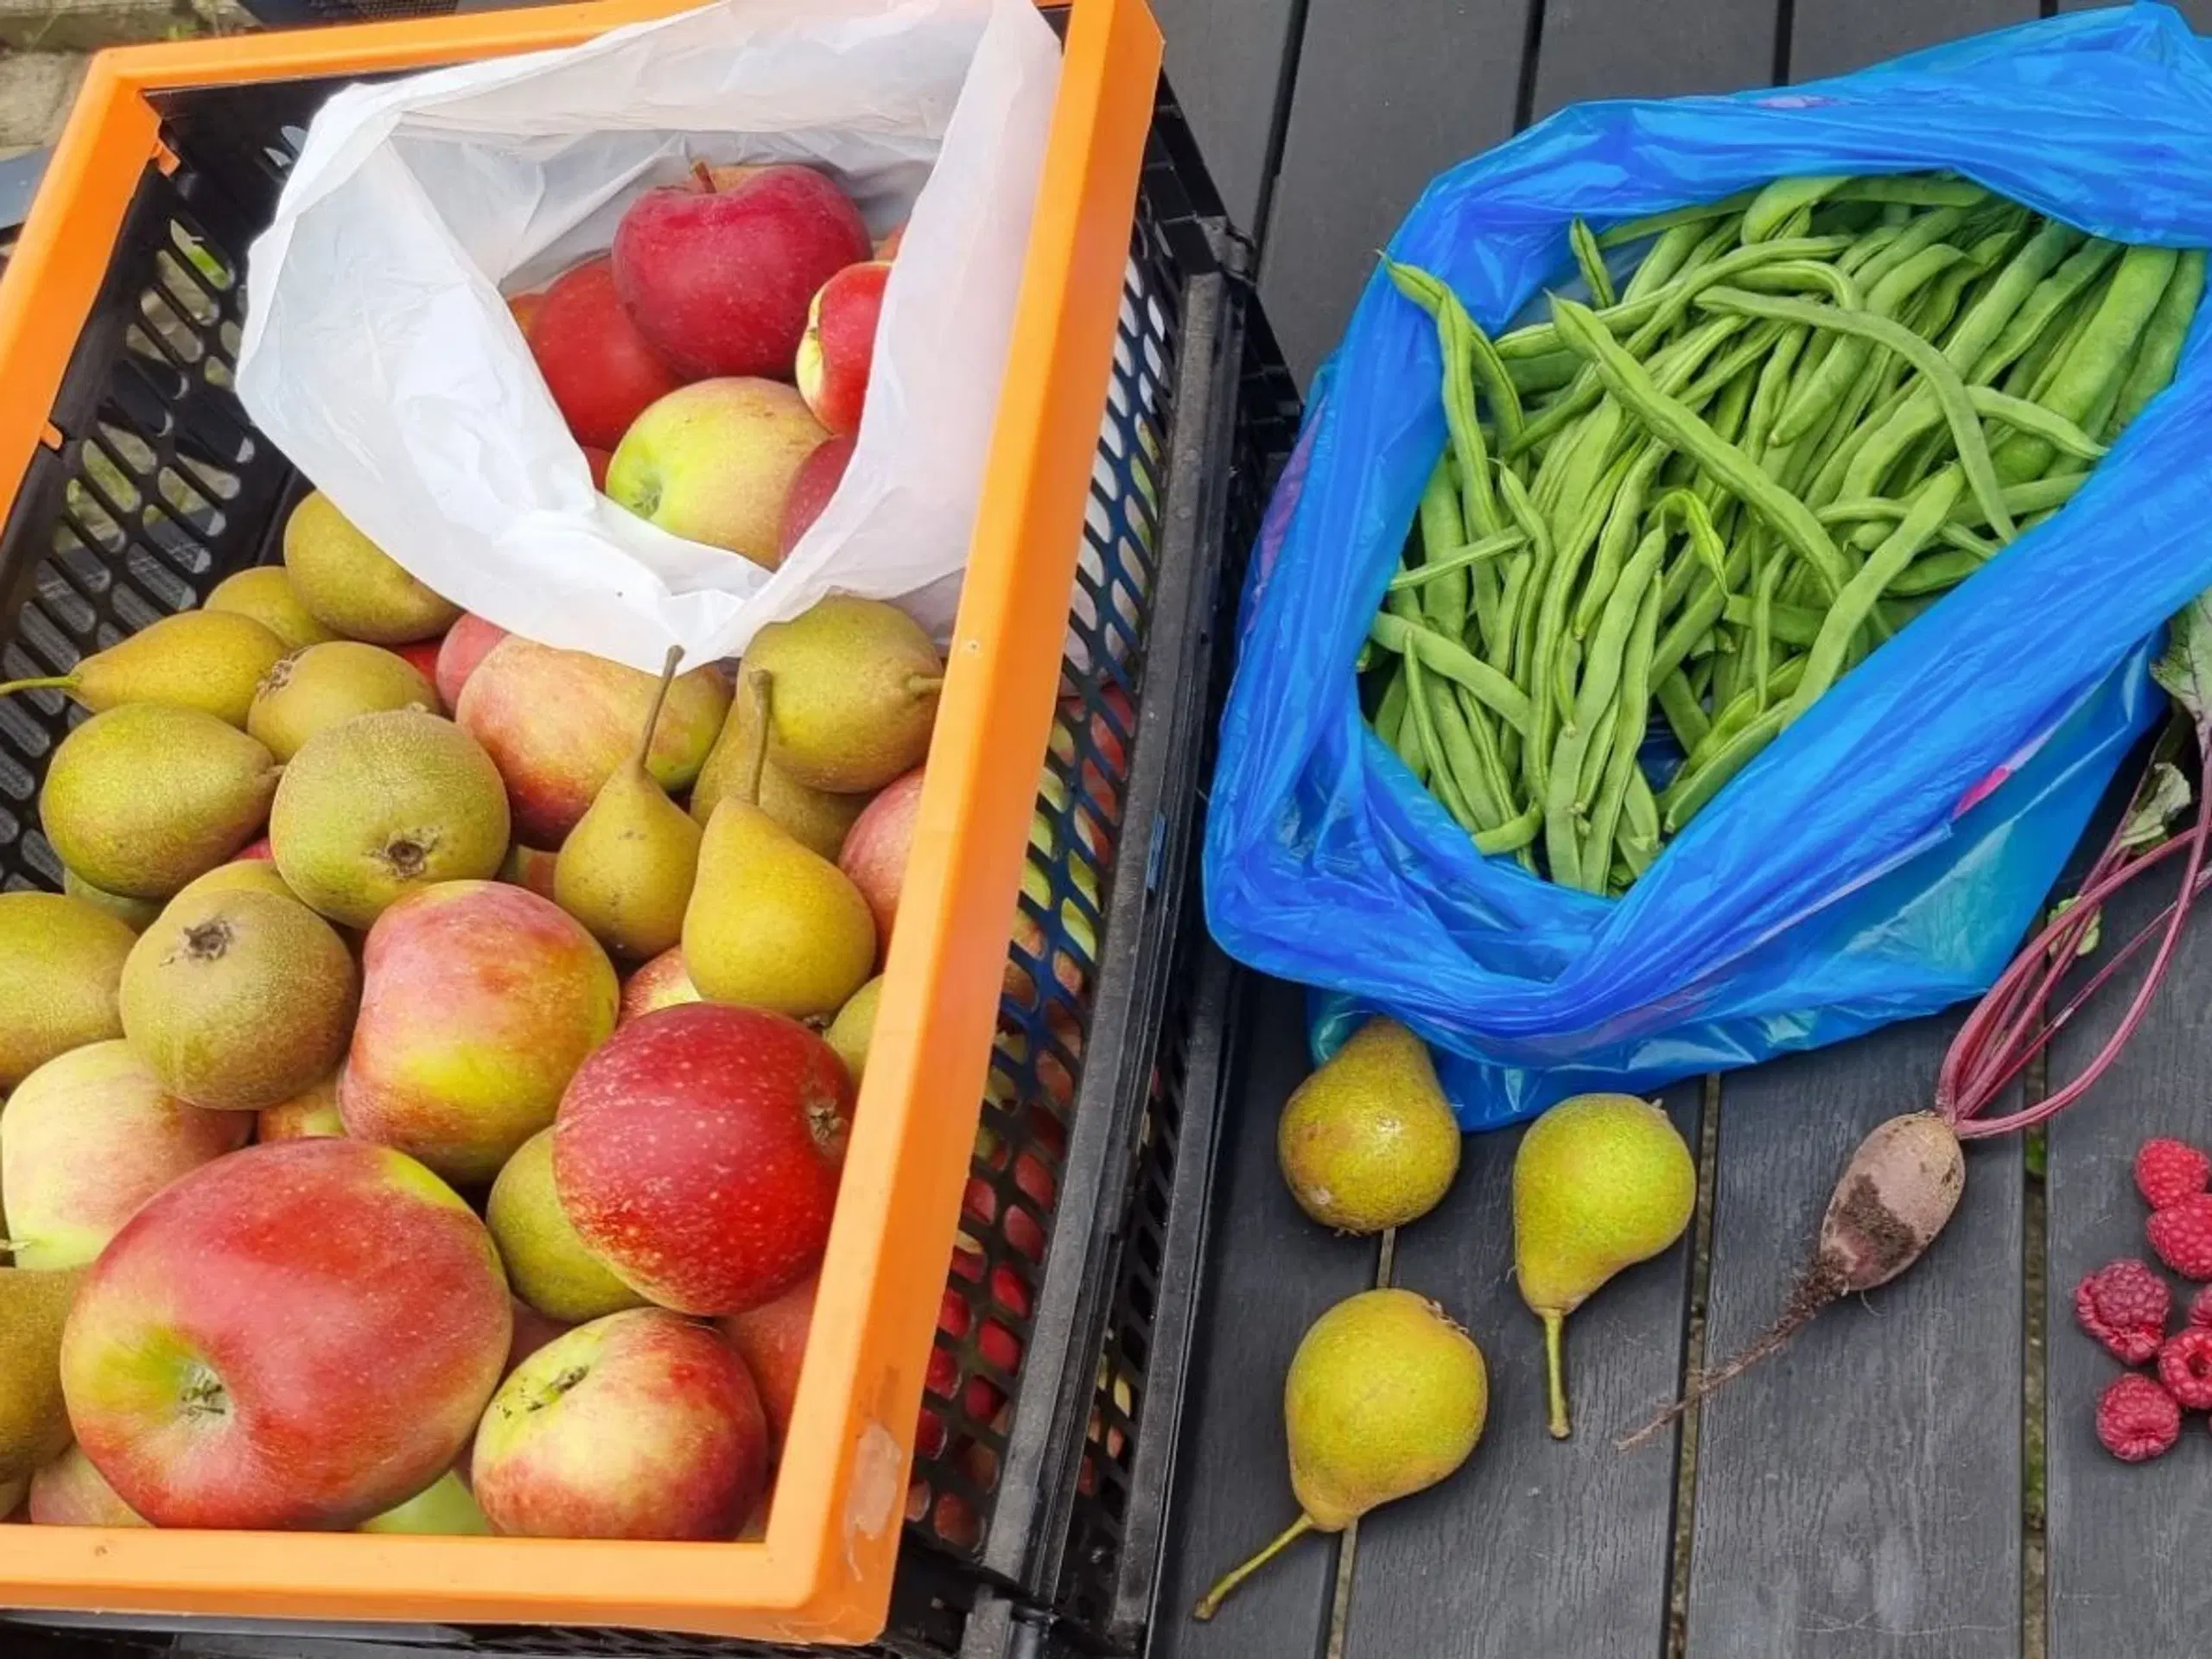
[358,1469,490,1535]
[1278,1017,1460,1233]
[40,703,278,899]
[206,565,340,652]
[247,639,436,762]
[0,891,135,1088]
[282,491,460,645]
[60,868,161,932]
[486,1128,645,1324]
[741,596,944,793]
[681,671,876,1018]
[825,976,883,1085]
[1513,1092,1694,1440]
[0,1268,87,1487]
[1194,1288,1486,1620]
[554,649,702,961]
[0,609,286,727]
[689,673,870,857]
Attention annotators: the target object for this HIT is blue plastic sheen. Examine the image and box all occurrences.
[1203,4,2212,1128]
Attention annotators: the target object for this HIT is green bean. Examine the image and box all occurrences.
[1745,176,1848,243]
[1400,648,1469,824]
[1543,525,1667,887]
[1618,766,1662,885]
[1550,294,1853,601]
[1832,176,1990,209]
[1474,802,1543,857]
[1580,579,1665,889]
[1725,261,1865,309]
[1770,239,1961,444]
[1414,458,1468,640]
[1745,327,1809,475]
[1571,218,1618,308]
[1973,238,2122,385]
[1388,527,1529,590]
[1593,190,1760,250]
[1675,322,1789,414]
[1885,546,1993,599]
[1573,442,1668,639]
[1385,260,1509,527]
[1368,611,1534,734]
[1748,554,1782,712]
[1427,680,1507,830]
[1695,286,2017,541]
[1528,447,1636,782]
[1995,245,2179,484]
[1655,669,1709,752]
[1506,350,1581,395]
[1967,386,2107,460]
[1497,292,1670,360]
[2016,285,2103,404]
[1838,224,1904,276]
[2107,248,2205,435]
[1622,221,1708,303]
[1495,469,1554,726]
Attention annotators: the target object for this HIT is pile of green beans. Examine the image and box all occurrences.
[1363,172,2206,897]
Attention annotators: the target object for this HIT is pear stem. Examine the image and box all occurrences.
[1192,1512,1316,1622]
[740,669,773,809]
[1543,1311,1571,1440]
[633,646,683,771]
[691,158,717,193]
[0,676,78,699]
[906,673,944,698]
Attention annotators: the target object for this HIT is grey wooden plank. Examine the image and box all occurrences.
[1341,1086,1702,1659]
[1255,0,1532,385]
[2059,0,2212,31]
[2044,864,2212,1659]
[1686,1017,2024,1659]
[1152,0,1302,239]
[1788,0,2039,81]
[1148,974,1379,1659]
[1529,0,1777,120]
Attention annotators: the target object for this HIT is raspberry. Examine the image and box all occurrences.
[2158,1326,2212,1410]
[2074,1258,2171,1363]
[2097,1373,2182,1462]
[2190,1284,2212,1331]
[2147,1193,2212,1281]
[2136,1138,2212,1211]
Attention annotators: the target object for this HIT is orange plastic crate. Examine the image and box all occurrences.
[0,0,1162,1642]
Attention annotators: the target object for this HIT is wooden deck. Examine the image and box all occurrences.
[1145,2,2212,1656]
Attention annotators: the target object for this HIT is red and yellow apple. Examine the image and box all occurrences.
[434,613,508,712]
[776,432,854,560]
[795,262,888,437]
[340,881,619,1185]
[526,256,684,451]
[837,766,922,957]
[499,842,561,902]
[619,945,701,1025]
[255,1073,344,1142]
[605,378,829,570]
[29,1445,147,1527]
[59,1138,512,1530]
[472,1307,767,1541]
[718,1271,815,1458]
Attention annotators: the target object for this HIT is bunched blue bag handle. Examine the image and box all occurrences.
[1205,3,2212,1126]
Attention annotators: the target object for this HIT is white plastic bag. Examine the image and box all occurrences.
[236,0,1061,672]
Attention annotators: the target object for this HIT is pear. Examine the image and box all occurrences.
[682,671,876,1017]
[0,1267,85,1488]
[825,975,883,1085]
[60,868,161,932]
[270,709,511,927]
[120,884,359,1112]
[358,1469,490,1535]
[1278,1017,1460,1234]
[742,596,944,792]
[282,490,460,645]
[206,565,340,652]
[247,639,436,761]
[689,677,868,858]
[1513,1092,1694,1440]
[173,858,296,906]
[0,891,135,1088]
[486,1128,645,1324]
[0,609,286,728]
[1194,1287,1487,1620]
[39,704,278,899]
[554,649,703,961]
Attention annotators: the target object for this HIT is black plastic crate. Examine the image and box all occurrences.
[0,37,1295,1659]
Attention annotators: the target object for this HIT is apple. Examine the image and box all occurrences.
[456,635,729,846]
[507,289,547,335]
[776,433,854,560]
[60,1138,512,1530]
[612,162,869,381]
[29,1445,147,1527]
[620,945,701,1025]
[717,1271,815,1457]
[499,842,561,902]
[605,378,828,570]
[237,836,274,861]
[255,1072,344,1142]
[794,262,889,437]
[393,639,445,700]
[526,256,684,451]
[837,766,922,955]
[358,1468,489,1535]
[555,1003,853,1316]
[435,613,508,711]
[875,224,906,261]
[340,881,618,1185]
[583,446,613,492]
[505,1297,572,1375]
[1,1041,249,1269]
[473,1307,767,1541]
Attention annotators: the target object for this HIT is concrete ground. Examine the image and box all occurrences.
[0,0,251,160]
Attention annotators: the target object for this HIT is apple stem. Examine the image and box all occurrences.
[691,158,718,194]
[741,669,774,809]
[634,645,683,772]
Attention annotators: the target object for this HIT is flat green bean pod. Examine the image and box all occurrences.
[1369,611,1535,734]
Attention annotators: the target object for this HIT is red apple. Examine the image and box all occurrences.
[776,432,855,559]
[794,262,889,437]
[391,638,444,701]
[718,1270,815,1458]
[526,256,683,451]
[507,289,546,335]
[29,1445,147,1527]
[875,224,906,261]
[612,162,869,382]
[59,1138,512,1530]
[620,945,701,1025]
[555,1003,853,1316]
[838,766,922,956]
[340,881,619,1185]
[605,378,828,570]
[499,842,561,902]
[255,1073,343,1143]
[457,635,729,846]
[435,613,508,711]
[0,1040,249,1270]
[473,1307,767,1541]
[583,446,613,492]
[237,836,274,862]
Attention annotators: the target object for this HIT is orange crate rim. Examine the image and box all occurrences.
[0,0,1163,1642]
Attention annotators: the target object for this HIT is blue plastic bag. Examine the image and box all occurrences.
[1204,3,2212,1129]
